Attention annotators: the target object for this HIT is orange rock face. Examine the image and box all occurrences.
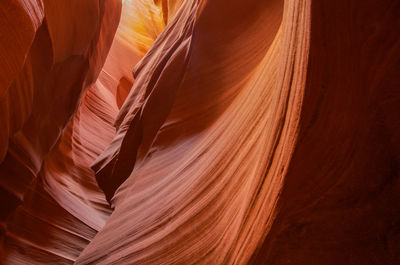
[1,0,400,264]
[0,0,122,263]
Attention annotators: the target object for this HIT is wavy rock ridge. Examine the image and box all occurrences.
[1,0,400,264]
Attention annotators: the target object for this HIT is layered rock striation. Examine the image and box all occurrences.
[1,0,399,264]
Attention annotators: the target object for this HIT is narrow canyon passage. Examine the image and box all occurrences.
[0,0,399,264]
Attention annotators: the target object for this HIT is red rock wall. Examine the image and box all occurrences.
[77,0,308,263]
[0,0,121,217]
[0,0,121,263]
[1,0,400,264]
[1,0,179,263]
[253,1,400,264]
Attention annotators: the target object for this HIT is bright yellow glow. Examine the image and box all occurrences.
[117,0,183,56]
[119,0,167,55]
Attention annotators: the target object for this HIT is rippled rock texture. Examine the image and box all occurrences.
[1,0,400,264]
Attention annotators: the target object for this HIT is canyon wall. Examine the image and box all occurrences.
[1,0,399,264]
[0,0,121,218]
[0,0,122,263]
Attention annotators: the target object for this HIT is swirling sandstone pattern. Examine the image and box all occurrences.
[0,0,121,263]
[1,0,400,264]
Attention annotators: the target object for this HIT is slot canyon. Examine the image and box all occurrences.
[0,0,399,264]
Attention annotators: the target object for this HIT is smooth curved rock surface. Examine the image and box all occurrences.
[0,0,121,263]
[1,0,400,264]
[0,0,121,218]
[252,1,400,264]
[79,0,309,263]
[1,0,178,263]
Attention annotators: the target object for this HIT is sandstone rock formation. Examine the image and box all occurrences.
[0,0,399,264]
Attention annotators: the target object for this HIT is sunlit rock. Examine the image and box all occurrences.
[1,0,399,264]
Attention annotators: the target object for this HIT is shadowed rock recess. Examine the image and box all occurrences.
[0,0,399,264]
